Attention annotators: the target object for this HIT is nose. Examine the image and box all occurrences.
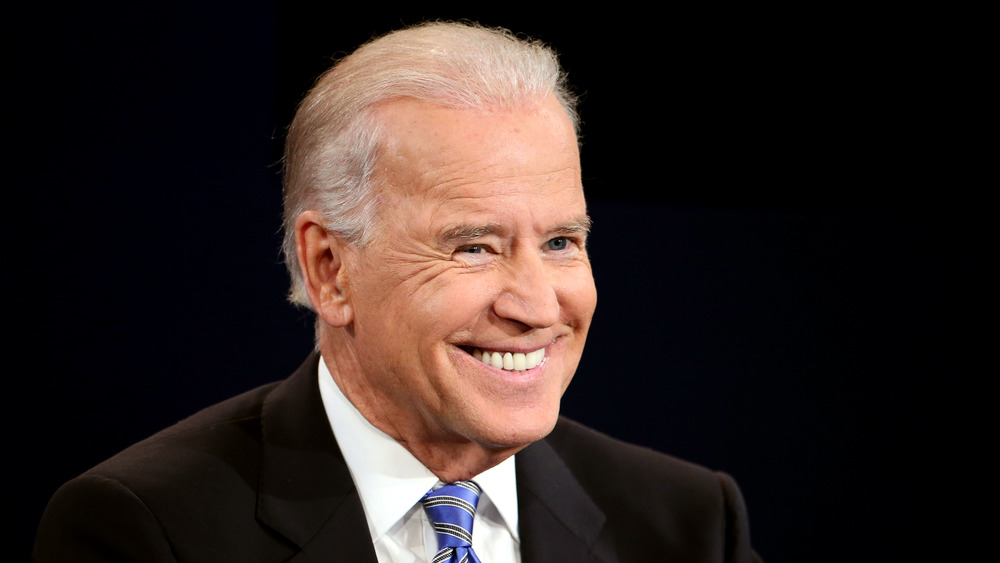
[492,250,561,329]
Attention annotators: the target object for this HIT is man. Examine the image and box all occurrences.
[35,22,761,562]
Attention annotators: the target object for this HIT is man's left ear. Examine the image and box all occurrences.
[295,211,354,327]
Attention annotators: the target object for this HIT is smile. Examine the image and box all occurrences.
[469,347,546,372]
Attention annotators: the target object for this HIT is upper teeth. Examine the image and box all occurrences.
[472,348,545,371]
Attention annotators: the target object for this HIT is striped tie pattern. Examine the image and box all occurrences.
[421,481,484,563]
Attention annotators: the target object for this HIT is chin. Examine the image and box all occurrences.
[471,407,561,451]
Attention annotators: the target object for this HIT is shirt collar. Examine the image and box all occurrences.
[317,356,519,541]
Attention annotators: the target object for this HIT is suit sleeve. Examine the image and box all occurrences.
[33,473,178,562]
[718,472,764,563]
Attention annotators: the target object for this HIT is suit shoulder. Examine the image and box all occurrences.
[544,417,738,529]
[76,380,282,503]
[547,417,721,486]
[143,379,281,442]
[35,355,327,561]
[34,472,178,561]
[35,379,297,562]
[539,417,760,561]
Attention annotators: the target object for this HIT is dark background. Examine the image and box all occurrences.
[12,4,986,561]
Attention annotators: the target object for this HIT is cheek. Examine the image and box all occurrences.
[416,273,498,328]
[558,267,598,324]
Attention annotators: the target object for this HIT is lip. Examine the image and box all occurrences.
[459,342,550,355]
[457,332,565,356]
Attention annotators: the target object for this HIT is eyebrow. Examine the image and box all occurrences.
[437,215,592,245]
[552,215,593,236]
[438,223,502,245]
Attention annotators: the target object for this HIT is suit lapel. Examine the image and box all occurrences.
[516,434,609,563]
[256,353,378,562]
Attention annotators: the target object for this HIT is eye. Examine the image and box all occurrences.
[545,237,571,251]
[453,243,498,263]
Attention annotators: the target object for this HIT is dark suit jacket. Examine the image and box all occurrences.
[34,354,761,562]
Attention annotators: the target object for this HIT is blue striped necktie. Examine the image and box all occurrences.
[420,481,484,563]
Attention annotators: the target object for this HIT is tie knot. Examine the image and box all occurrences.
[422,481,481,517]
[421,481,483,561]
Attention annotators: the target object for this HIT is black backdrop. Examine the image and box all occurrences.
[12,4,986,561]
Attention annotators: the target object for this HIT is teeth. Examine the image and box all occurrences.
[471,347,545,372]
[513,353,526,371]
[502,352,514,370]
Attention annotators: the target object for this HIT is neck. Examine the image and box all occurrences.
[396,435,521,483]
[318,327,524,482]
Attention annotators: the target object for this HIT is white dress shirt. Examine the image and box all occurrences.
[317,358,522,563]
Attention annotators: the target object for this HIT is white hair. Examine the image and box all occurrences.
[281,21,579,309]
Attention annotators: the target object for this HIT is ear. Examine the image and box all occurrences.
[295,210,355,327]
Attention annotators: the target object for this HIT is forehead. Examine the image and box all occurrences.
[373,97,582,204]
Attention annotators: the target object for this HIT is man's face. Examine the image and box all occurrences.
[341,96,596,452]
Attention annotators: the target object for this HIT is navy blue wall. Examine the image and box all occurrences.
[14,4,982,560]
